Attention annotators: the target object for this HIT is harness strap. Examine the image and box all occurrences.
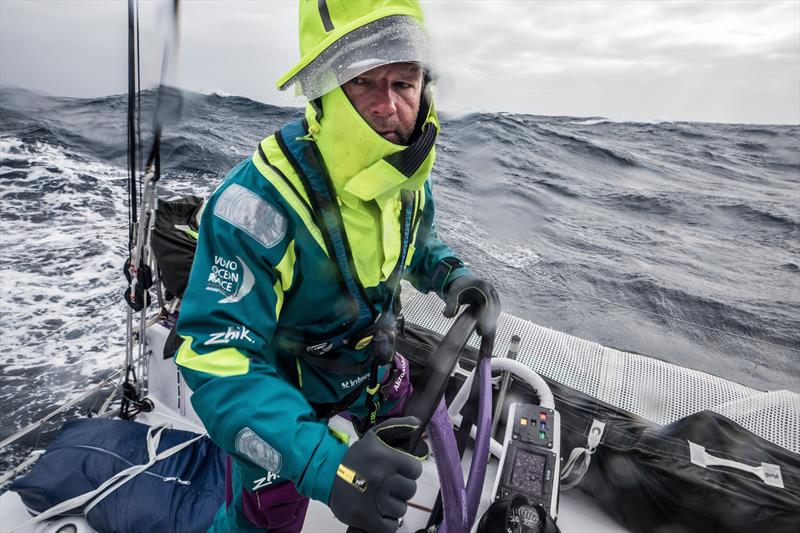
[275,119,415,358]
[276,120,375,352]
[361,190,415,423]
[273,119,422,420]
[310,382,371,419]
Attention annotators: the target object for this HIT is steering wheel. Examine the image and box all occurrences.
[401,308,481,448]
[347,307,492,533]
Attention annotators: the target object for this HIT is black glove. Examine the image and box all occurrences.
[329,416,427,533]
[443,275,501,337]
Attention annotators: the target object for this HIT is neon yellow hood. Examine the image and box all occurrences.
[302,87,438,286]
[306,85,439,204]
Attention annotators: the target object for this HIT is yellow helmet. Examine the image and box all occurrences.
[276,0,431,100]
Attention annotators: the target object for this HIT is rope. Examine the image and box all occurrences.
[503,274,800,354]
[560,419,605,490]
[0,450,44,488]
[97,376,122,415]
[0,369,123,450]
[141,408,206,435]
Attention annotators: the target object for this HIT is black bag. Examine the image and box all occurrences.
[151,195,204,298]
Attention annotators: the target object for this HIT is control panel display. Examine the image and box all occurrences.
[492,403,561,519]
[509,448,547,496]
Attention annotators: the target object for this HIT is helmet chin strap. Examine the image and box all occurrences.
[384,113,437,178]
[408,74,434,144]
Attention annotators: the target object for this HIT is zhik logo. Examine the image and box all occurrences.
[252,471,279,491]
[205,325,255,346]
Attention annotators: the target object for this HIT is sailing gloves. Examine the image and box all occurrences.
[443,275,501,337]
[329,416,428,533]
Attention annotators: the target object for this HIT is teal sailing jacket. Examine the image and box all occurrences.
[175,118,470,503]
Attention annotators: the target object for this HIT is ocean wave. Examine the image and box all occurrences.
[1,85,799,446]
[735,141,770,152]
[566,117,675,127]
[161,135,243,173]
[657,123,713,141]
[566,118,609,126]
[533,125,643,168]
[602,191,683,216]
[737,127,780,137]
[717,203,799,231]
[601,275,797,348]
[526,175,580,199]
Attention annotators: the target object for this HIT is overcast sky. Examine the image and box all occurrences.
[1,0,798,124]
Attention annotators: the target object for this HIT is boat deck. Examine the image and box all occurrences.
[0,474,628,533]
[0,407,629,533]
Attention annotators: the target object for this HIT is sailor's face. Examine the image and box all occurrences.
[343,63,423,145]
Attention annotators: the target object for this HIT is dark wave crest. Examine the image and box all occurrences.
[718,203,799,232]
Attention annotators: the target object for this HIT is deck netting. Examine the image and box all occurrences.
[400,285,800,454]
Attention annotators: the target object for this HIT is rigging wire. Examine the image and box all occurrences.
[136,0,143,198]
[126,0,138,250]
[0,368,124,451]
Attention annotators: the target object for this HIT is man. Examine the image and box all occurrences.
[175,1,500,531]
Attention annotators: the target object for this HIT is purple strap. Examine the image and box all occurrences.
[427,399,467,533]
[465,356,493,526]
[427,356,493,533]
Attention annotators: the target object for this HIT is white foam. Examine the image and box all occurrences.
[1,137,129,388]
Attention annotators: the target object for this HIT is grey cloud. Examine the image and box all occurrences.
[1,0,797,123]
[423,0,798,122]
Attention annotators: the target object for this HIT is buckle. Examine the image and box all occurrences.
[306,342,332,356]
[354,335,374,350]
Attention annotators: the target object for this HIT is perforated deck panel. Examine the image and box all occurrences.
[400,285,800,454]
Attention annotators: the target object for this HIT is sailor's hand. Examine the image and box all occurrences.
[443,275,501,337]
[329,416,427,533]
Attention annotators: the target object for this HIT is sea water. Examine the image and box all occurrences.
[1,88,798,474]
